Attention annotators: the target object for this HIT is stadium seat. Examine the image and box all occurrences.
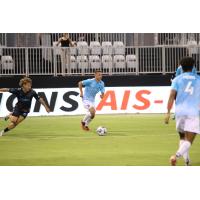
[102,55,113,69]
[77,41,89,55]
[77,56,88,72]
[70,41,77,55]
[126,55,137,69]
[90,41,101,55]
[1,56,14,71]
[89,55,101,70]
[114,55,125,69]
[113,41,125,55]
[102,41,113,55]
[70,56,77,70]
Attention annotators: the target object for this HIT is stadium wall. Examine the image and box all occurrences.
[0,74,172,88]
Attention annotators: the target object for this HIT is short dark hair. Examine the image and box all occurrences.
[180,57,195,72]
[95,69,102,74]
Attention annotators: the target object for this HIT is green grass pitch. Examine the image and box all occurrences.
[0,114,199,166]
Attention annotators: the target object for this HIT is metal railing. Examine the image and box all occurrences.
[0,33,7,46]
[0,45,200,76]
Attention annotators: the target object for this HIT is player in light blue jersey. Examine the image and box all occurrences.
[78,70,105,131]
[175,65,197,77]
[165,57,200,166]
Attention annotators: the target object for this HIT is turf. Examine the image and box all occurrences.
[0,114,199,166]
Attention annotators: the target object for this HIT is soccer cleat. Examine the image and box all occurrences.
[81,121,90,131]
[185,159,191,166]
[85,126,90,131]
[170,155,177,166]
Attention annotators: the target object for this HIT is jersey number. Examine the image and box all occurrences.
[185,81,194,95]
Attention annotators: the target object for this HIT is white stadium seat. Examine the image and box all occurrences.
[77,55,88,70]
[126,55,137,69]
[77,41,89,55]
[102,41,113,55]
[70,56,77,69]
[113,41,125,55]
[90,41,101,55]
[102,55,112,69]
[1,56,14,71]
[70,48,77,56]
[70,42,77,55]
[114,55,125,69]
[89,55,101,69]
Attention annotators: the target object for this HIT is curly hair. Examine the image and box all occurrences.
[19,77,32,87]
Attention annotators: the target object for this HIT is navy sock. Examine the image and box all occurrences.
[4,128,9,133]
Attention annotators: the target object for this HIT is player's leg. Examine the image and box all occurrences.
[81,101,95,131]
[81,107,96,131]
[85,106,96,127]
[0,112,25,136]
[4,113,12,121]
[171,132,196,165]
[179,132,190,165]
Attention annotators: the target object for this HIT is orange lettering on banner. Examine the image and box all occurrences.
[132,90,151,110]
[96,90,117,110]
[121,90,130,110]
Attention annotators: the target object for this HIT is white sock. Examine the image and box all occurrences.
[176,141,191,158]
[83,113,91,123]
[179,140,190,162]
[85,117,92,126]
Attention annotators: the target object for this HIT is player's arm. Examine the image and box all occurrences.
[164,89,177,124]
[100,83,105,99]
[100,93,104,99]
[78,81,84,98]
[0,88,9,92]
[33,91,50,113]
[39,98,50,113]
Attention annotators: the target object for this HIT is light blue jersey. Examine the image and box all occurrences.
[171,72,200,117]
[175,65,197,77]
[82,78,105,103]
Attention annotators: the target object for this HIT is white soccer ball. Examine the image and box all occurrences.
[96,126,107,136]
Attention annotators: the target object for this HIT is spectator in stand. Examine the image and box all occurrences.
[57,33,75,75]
[57,33,74,47]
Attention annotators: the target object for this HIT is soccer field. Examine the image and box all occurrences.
[0,114,199,166]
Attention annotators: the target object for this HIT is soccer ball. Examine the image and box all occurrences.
[96,126,107,136]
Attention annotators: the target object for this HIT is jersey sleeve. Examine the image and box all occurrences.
[82,79,92,86]
[9,88,19,94]
[171,79,178,91]
[33,90,41,101]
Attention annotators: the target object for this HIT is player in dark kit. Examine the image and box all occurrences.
[0,77,50,136]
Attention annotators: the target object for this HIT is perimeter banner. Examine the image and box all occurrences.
[0,87,173,117]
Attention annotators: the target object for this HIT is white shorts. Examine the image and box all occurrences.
[176,116,200,134]
[83,100,95,111]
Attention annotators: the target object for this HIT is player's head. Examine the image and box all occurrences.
[94,70,102,81]
[19,77,32,92]
[180,57,195,72]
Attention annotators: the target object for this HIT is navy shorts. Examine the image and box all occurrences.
[12,107,29,119]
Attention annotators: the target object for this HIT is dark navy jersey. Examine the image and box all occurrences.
[9,88,40,112]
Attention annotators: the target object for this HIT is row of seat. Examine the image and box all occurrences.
[53,41,126,55]
[0,55,137,70]
[67,55,136,69]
